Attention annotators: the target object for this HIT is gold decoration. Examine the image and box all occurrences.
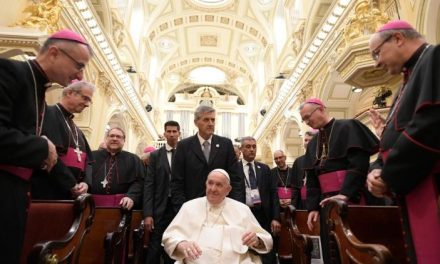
[343,0,388,43]
[263,123,281,146]
[138,73,148,95]
[132,122,143,138]
[97,72,113,98]
[44,253,58,264]
[298,81,313,103]
[14,0,62,33]
[291,20,305,56]
[111,11,125,48]
[263,84,274,101]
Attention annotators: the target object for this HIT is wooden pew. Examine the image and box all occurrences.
[104,210,132,263]
[129,210,150,264]
[22,194,95,264]
[279,206,318,264]
[277,211,293,263]
[321,199,408,264]
[278,206,313,264]
[79,207,132,264]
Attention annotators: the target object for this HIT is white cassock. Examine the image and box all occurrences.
[162,197,273,264]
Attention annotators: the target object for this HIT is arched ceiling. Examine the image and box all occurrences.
[90,0,335,98]
[142,0,273,90]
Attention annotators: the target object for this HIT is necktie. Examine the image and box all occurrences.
[203,141,210,162]
[170,148,175,160]
[168,148,175,168]
[248,163,258,189]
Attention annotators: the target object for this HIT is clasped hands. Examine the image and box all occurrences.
[367,169,390,198]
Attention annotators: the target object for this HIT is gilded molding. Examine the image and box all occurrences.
[14,0,62,33]
[0,34,41,56]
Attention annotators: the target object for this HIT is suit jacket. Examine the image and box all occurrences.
[143,146,173,222]
[240,160,280,229]
[171,134,244,210]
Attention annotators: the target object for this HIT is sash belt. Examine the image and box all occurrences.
[59,147,86,171]
[0,164,33,181]
[318,170,347,194]
[381,149,440,263]
[92,194,125,207]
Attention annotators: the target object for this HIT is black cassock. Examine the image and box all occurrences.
[0,59,50,263]
[304,118,379,210]
[290,155,307,209]
[303,118,379,263]
[31,103,93,199]
[371,44,440,263]
[89,149,144,209]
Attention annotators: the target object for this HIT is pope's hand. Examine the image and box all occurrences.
[242,231,261,248]
[177,240,202,261]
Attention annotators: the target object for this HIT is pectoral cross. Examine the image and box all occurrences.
[74,146,82,162]
[101,178,108,188]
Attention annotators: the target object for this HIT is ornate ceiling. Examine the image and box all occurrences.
[91,0,334,107]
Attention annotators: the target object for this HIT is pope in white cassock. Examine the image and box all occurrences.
[162,168,273,263]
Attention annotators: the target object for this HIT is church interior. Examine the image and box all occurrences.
[1,0,438,165]
[1,1,439,263]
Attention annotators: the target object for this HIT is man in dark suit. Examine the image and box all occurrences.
[171,105,244,211]
[143,120,180,264]
[239,136,280,264]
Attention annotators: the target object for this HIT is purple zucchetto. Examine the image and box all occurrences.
[305,98,326,107]
[143,146,157,153]
[49,29,89,45]
[377,20,415,33]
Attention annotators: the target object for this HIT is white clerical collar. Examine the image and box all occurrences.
[197,133,212,146]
